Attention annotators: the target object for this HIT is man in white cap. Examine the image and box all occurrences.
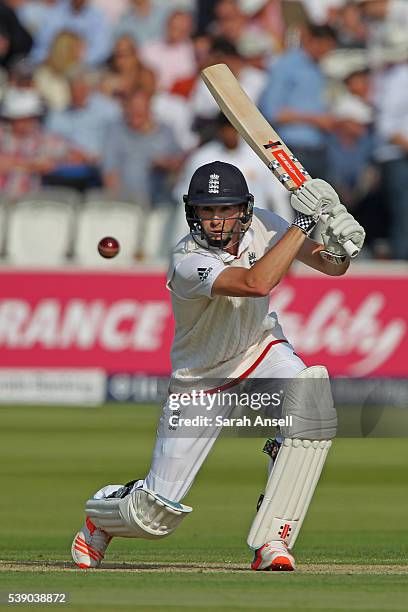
[0,88,74,198]
[373,25,408,258]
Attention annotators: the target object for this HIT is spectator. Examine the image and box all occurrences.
[354,0,408,63]
[196,0,219,35]
[375,31,408,259]
[7,57,36,89]
[329,92,386,255]
[30,0,112,66]
[174,113,290,221]
[0,87,74,198]
[344,66,372,104]
[140,10,196,92]
[101,35,156,101]
[17,0,60,36]
[45,68,122,188]
[328,1,367,48]
[238,0,285,51]
[114,0,170,47]
[33,31,84,110]
[102,89,182,204]
[259,23,337,179]
[213,0,249,45]
[328,92,375,206]
[237,29,277,71]
[0,0,33,70]
[301,0,347,25]
[91,0,128,24]
[152,91,199,153]
[189,37,267,130]
[354,0,408,29]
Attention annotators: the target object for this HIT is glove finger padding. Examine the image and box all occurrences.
[328,203,347,218]
[291,179,341,218]
[329,215,365,249]
[322,209,366,260]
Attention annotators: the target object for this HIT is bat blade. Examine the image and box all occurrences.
[201,63,310,191]
[201,63,358,258]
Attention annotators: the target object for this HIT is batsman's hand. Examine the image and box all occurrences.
[321,205,366,262]
[291,179,341,220]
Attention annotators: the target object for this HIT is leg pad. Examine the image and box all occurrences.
[247,438,331,550]
[86,488,192,539]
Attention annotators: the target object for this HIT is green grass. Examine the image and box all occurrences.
[0,405,407,611]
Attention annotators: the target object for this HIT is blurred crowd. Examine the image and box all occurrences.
[1,0,408,258]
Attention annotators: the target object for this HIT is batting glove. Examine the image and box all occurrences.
[290,179,342,236]
[321,207,366,262]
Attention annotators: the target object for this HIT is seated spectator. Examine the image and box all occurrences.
[329,92,384,255]
[102,89,182,205]
[140,10,196,92]
[300,0,348,25]
[354,0,408,63]
[0,87,76,199]
[114,0,170,47]
[174,113,289,219]
[238,0,285,52]
[329,93,375,206]
[213,0,249,45]
[344,67,372,105]
[196,0,219,35]
[17,0,60,36]
[152,91,199,152]
[259,22,337,179]
[34,31,84,110]
[189,37,267,133]
[0,0,33,70]
[91,0,129,25]
[169,32,212,98]
[45,68,122,189]
[327,1,367,48]
[7,57,36,90]
[30,0,112,66]
[374,31,408,259]
[100,35,156,101]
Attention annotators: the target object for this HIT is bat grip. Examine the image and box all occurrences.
[319,211,359,258]
[343,239,359,258]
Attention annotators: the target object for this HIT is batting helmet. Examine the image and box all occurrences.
[183,161,254,249]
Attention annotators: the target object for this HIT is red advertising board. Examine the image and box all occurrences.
[0,268,407,377]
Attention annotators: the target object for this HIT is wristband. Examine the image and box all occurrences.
[291,212,318,236]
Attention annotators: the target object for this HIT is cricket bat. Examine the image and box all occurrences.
[201,63,358,258]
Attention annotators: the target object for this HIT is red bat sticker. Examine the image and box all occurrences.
[271,149,306,188]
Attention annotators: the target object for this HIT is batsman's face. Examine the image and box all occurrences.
[197,204,244,248]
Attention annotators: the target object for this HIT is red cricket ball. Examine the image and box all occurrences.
[98,236,120,259]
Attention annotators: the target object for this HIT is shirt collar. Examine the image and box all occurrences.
[213,227,254,262]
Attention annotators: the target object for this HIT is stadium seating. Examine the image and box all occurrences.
[141,203,177,263]
[5,190,79,266]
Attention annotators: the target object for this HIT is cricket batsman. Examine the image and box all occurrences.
[71,161,365,571]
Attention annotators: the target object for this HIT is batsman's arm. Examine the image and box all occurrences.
[213,225,308,298]
[295,237,350,277]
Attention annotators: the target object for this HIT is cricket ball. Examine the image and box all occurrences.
[98,236,120,259]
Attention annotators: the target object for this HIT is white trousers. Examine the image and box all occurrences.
[143,341,306,502]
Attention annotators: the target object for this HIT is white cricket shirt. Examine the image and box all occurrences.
[167,208,290,387]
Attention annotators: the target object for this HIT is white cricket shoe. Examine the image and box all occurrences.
[71,517,112,569]
[251,541,296,571]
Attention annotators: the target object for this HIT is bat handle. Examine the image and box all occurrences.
[319,211,359,258]
[342,239,359,258]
